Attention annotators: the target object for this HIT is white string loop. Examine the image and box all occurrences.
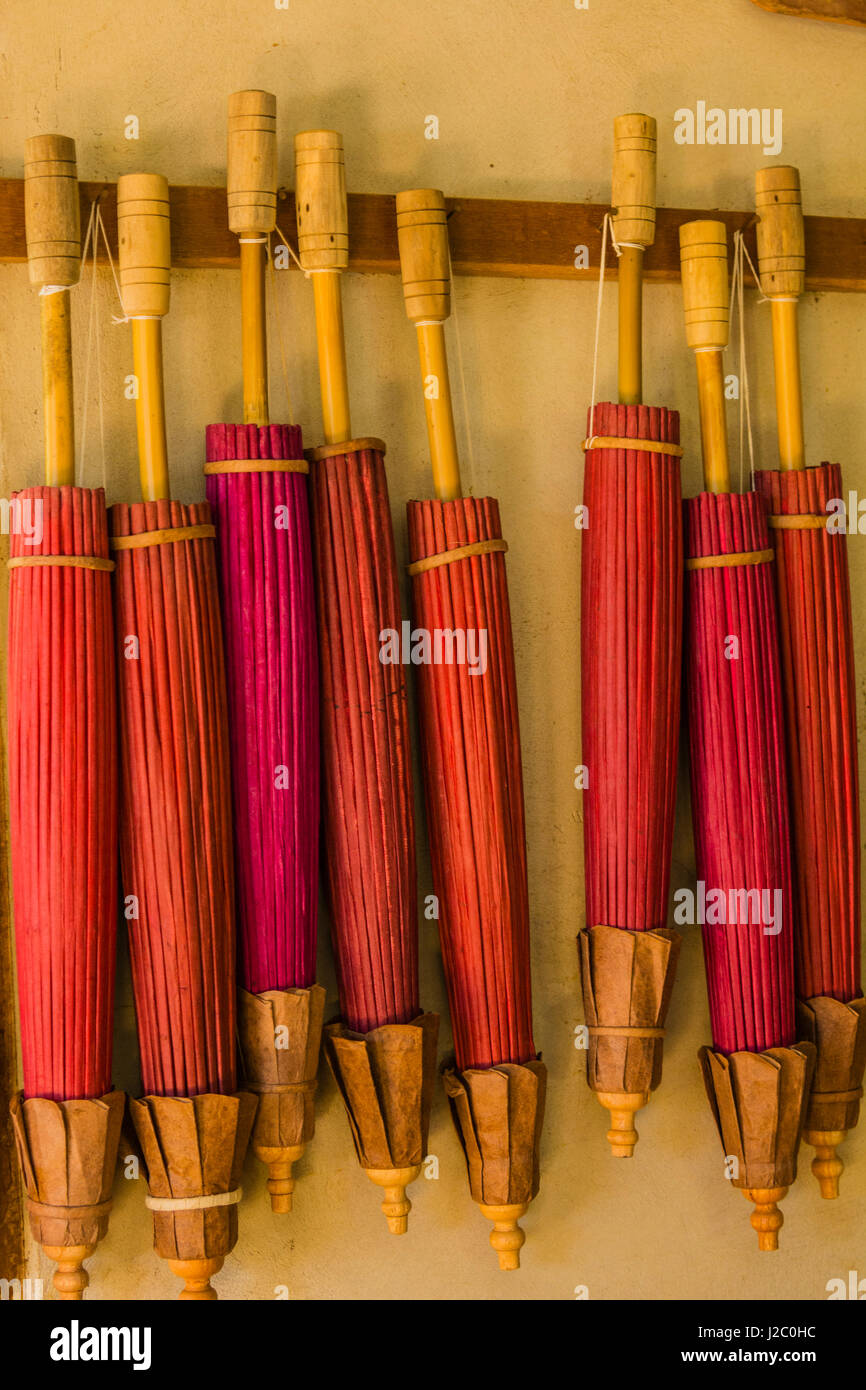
[587,212,622,447]
[729,230,756,491]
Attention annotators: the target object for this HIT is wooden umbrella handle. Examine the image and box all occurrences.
[25,134,80,487]
[756,166,806,471]
[680,220,731,495]
[295,130,351,444]
[117,173,171,501]
[612,114,656,406]
[228,90,277,427]
[396,188,461,501]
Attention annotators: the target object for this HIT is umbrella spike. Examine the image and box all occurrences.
[167,1258,224,1301]
[43,1245,94,1301]
[596,1089,648,1157]
[478,1203,528,1271]
[742,1187,788,1251]
[803,1130,846,1199]
[255,1143,305,1214]
[364,1166,421,1235]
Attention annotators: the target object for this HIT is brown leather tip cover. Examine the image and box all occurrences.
[324,1013,439,1168]
[699,1043,816,1189]
[578,924,681,1094]
[798,995,866,1132]
[443,1058,547,1207]
[238,984,325,1151]
[130,1092,257,1262]
[10,1090,125,1249]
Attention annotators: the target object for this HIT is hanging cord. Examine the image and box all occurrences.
[729,229,764,492]
[77,199,108,490]
[586,212,623,446]
[445,225,476,493]
[269,224,305,427]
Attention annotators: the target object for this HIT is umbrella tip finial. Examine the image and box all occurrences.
[804,1130,846,1200]
[478,1203,528,1271]
[596,1090,648,1157]
[256,1143,306,1214]
[364,1166,421,1234]
[43,1244,94,1300]
[168,1257,224,1300]
[742,1187,788,1251]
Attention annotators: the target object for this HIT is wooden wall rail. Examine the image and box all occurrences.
[0,178,864,291]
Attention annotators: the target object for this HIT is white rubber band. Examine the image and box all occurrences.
[39,285,69,296]
[238,237,268,244]
[145,1186,242,1213]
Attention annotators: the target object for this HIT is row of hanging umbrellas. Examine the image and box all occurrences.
[579,117,862,1250]
[6,103,861,1298]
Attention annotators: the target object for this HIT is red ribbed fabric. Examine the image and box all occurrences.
[310,445,418,1033]
[111,499,237,1096]
[8,486,117,1100]
[684,489,796,1054]
[581,403,683,933]
[407,495,534,1072]
[755,462,860,1002]
[205,423,319,994]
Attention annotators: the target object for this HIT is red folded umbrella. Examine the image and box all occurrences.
[753,166,863,1197]
[294,131,436,1235]
[111,174,254,1300]
[7,135,121,1302]
[579,116,683,1157]
[680,220,813,1250]
[205,92,321,1215]
[397,188,544,1270]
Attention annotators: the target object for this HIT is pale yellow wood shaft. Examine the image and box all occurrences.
[416,323,461,502]
[311,271,351,445]
[240,241,268,425]
[617,245,643,405]
[132,319,170,501]
[611,114,657,249]
[695,350,731,494]
[40,291,75,485]
[769,298,804,471]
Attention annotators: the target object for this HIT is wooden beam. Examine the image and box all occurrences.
[0,177,864,291]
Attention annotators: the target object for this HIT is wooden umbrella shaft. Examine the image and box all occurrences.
[41,290,75,486]
[695,350,730,494]
[131,318,170,501]
[240,241,268,426]
[617,245,643,406]
[311,271,352,445]
[770,298,805,471]
[415,321,461,501]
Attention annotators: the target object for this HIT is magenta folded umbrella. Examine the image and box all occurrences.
[205,422,318,993]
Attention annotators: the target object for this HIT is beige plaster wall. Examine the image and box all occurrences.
[0,0,863,1301]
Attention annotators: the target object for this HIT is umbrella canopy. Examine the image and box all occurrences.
[294,132,437,1235]
[680,220,813,1249]
[8,134,121,1302]
[397,188,545,1270]
[205,91,321,1215]
[111,174,254,1299]
[580,115,683,1156]
[753,166,863,1197]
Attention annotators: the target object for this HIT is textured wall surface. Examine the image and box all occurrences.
[0,0,863,1301]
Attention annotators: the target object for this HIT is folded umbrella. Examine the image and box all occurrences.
[753,166,864,1197]
[680,220,815,1249]
[396,188,545,1269]
[111,174,255,1299]
[579,115,683,1156]
[8,134,122,1301]
[294,131,438,1234]
[205,91,322,1215]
